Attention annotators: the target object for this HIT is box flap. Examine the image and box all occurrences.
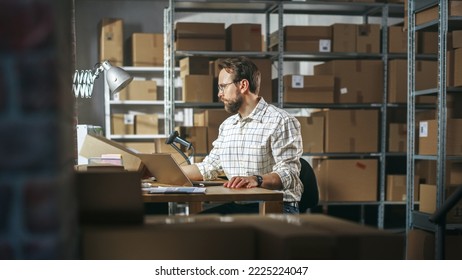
[79,134,143,172]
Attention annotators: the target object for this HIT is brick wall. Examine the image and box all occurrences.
[0,0,76,259]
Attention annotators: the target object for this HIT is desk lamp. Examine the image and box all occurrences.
[73,60,133,98]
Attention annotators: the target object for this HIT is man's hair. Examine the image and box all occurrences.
[218,56,261,95]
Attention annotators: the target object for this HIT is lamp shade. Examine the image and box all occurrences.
[101,60,133,93]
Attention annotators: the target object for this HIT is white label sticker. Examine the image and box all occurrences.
[419,121,428,137]
[291,75,304,88]
[124,114,135,125]
[319,39,331,52]
[340,87,348,94]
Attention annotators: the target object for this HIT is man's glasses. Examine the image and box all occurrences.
[217,80,240,93]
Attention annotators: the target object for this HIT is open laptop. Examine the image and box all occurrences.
[137,153,225,187]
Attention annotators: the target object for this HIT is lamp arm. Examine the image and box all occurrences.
[72,64,104,98]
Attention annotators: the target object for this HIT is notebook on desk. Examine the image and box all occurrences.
[137,153,225,187]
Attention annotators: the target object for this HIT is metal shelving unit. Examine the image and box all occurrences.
[164,0,405,228]
[104,66,181,142]
[406,0,462,260]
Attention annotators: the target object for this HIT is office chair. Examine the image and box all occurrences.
[298,157,320,213]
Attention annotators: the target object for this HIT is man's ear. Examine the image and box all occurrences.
[239,79,249,93]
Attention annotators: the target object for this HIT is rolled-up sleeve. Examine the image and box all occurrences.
[270,116,303,201]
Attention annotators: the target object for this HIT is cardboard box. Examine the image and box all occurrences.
[194,109,231,152]
[418,119,462,155]
[296,116,324,153]
[270,25,332,52]
[79,135,143,172]
[388,25,407,53]
[276,214,405,259]
[356,24,381,53]
[448,91,462,118]
[453,48,462,86]
[447,49,455,87]
[81,221,256,259]
[179,126,208,155]
[99,18,124,66]
[314,60,383,103]
[332,23,356,52]
[76,171,144,225]
[309,109,379,153]
[121,142,156,154]
[386,175,419,201]
[130,33,163,67]
[388,123,407,152]
[116,80,157,101]
[416,160,462,187]
[313,158,378,202]
[388,60,438,103]
[228,215,337,259]
[182,75,214,102]
[406,229,434,260]
[416,1,462,26]
[281,75,335,103]
[452,30,462,48]
[252,58,273,102]
[407,229,462,260]
[226,23,262,51]
[135,114,159,135]
[175,22,225,51]
[180,57,211,79]
[418,31,438,54]
[111,113,135,135]
[419,184,462,224]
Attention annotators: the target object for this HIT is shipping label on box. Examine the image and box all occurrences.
[319,39,331,52]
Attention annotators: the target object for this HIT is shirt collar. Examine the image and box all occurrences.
[231,97,267,125]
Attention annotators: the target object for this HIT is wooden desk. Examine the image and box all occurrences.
[143,186,283,215]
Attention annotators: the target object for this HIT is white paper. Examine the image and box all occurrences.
[147,186,206,194]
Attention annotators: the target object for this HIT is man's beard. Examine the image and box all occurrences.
[223,93,243,114]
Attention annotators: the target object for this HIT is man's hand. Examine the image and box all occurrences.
[224,176,259,189]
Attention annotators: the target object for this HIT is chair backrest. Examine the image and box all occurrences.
[298,157,319,213]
